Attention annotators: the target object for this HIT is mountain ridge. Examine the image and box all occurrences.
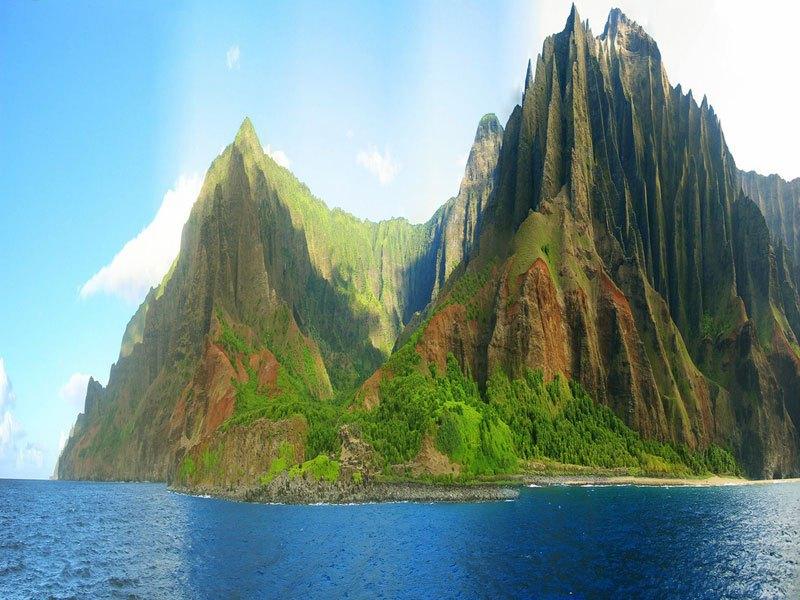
[57,111,504,481]
[58,7,799,485]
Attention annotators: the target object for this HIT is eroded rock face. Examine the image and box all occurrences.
[183,417,307,489]
[428,114,504,299]
[338,425,379,479]
[402,7,800,477]
[740,170,800,284]
[489,258,571,383]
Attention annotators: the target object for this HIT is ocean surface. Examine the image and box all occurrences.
[1,480,798,599]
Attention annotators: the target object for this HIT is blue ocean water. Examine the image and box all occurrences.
[0,480,798,599]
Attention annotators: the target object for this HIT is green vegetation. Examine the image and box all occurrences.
[200,448,221,473]
[486,369,739,477]
[432,262,494,324]
[211,236,740,482]
[258,443,342,485]
[436,401,517,475]
[700,312,731,341]
[355,340,739,478]
[289,454,341,482]
[225,362,342,459]
[177,446,222,484]
[259,442,296,485]
[179,456,196,482]
[510,210,564,289]
[217,310,254,356]
[216,312,341,459]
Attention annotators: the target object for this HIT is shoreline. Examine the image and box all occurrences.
[170,473,800,505]
[521,474,800,487]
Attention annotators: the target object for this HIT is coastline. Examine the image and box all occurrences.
[522,475,800,487]
[170,473,800,505]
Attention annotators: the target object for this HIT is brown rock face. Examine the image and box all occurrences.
[417,304,480,375]
[409,434,461,477]
[489,258,571,382]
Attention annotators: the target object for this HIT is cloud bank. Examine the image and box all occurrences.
[0,358,44,474]
[0,358,20,458]
[80,174,203,304]
[58,373,91,409]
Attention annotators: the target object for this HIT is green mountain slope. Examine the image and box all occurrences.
[58,7,799,485]
[57,114,504,482]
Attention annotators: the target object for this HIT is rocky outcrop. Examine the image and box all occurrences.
[183,475,519,504]
[740,170,800,284]
[428,114,503,298]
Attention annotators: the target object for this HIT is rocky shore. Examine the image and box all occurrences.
[523,474,800,487]
[171,470,800,505]
[173,473,519,504]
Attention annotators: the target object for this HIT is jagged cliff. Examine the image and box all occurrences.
[367,7,800,477]
[59,7,799,483]
[740,170,800,283]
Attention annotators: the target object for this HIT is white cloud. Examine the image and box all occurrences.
[0,357,13,410]
[80,174,203,304]
[346,129,354,140]
[0,410,20,456]
[0,359,21,460]
[226,45,241,70]
[58,373,91,409]
[356,147,400,185]
[265,145,291,169]
[0,358,50,477]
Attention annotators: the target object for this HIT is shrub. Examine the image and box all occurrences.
[289,454,341,482]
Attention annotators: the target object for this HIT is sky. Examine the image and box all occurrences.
[1,0,798,479]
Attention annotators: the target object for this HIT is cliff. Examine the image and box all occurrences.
[58,8,799,485]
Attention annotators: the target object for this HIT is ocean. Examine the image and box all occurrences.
[1,479,798,598]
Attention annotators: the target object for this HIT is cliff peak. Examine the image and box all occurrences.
[563,3,583,35]
[601,7,658,56]
[234,116,263,155]
[475,113,502,143]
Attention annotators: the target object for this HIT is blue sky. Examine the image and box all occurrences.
[1,0,797,478]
